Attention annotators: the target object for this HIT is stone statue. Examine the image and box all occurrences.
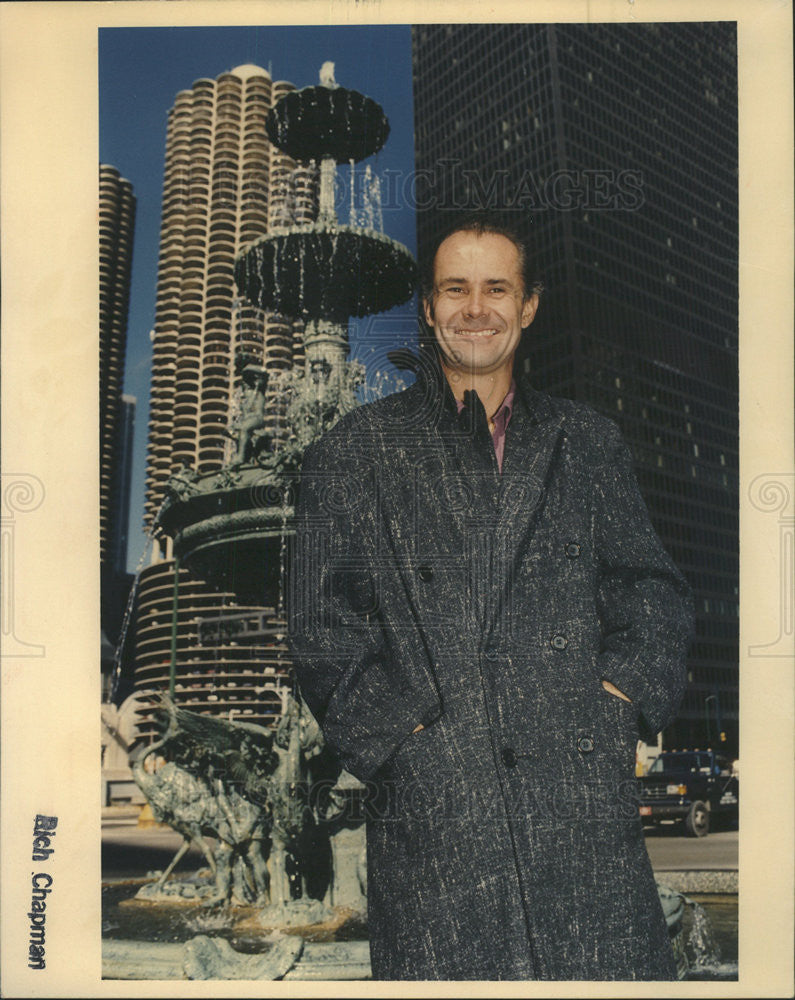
[130,738,222,891]
[228,363,270,467]
[265,358,366,476]
[131,696,276,905]
[266,695,326,906]
[165,465,202,502]
[130,693,337,909]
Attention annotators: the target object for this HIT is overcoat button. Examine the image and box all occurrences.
[577,736,595,753]
[484,645,499,661]
[501,747,518,767]
[550,634,568,650]
[418,565,434,582]
[565,542,581,558]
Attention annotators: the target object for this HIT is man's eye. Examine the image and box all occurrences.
[445,286,465,295]
[489,286,506,295]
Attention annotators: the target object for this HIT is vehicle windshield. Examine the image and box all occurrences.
[648,753,703,774]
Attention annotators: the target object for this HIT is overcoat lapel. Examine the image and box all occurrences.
[373,351,486,560]
[497,380,564,530]
[483,380,565,642]
[373,383,478,564]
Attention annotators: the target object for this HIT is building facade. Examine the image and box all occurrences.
[145,64,316,528]
[412,22,739,752]
[99,164,136,571]
[100,165,137,702]
[133,65,318,740]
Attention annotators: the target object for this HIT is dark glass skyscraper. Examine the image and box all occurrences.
[412,22,739,752]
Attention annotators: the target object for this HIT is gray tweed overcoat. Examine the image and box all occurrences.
[289,355,693,981]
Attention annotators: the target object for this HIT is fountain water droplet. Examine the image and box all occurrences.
[349,159,356,227]
[368,169,383,233]
[686,898,722,969]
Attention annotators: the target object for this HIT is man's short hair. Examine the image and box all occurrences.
[419,212,544,307]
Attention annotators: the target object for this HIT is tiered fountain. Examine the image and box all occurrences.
[236,60,415,371]
[106,66,416,980]
[159,62,415,596]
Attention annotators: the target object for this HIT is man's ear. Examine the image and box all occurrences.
[521,293,539,329]
[422,296,434,327]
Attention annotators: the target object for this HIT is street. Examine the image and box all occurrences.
[102,811,738,880]
[644,827,738,871]
[102,819,210,880]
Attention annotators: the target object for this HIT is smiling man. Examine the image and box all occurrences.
[427,227,537,383]
[290,214,694,981]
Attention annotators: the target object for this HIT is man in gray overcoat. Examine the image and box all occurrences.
[289,216,694,980]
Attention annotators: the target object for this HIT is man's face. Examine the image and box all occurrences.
[424,231,539,380]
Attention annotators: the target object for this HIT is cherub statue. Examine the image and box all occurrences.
[228,363,270,467]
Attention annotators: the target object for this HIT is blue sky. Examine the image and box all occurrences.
[99,25,418,572]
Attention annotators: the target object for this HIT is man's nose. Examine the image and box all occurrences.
[464,290,486,317]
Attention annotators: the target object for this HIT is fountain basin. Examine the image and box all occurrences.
[102,937,371,981]
[168,506,293,594]
[102,876,370,980]
[159,470,294,596]
[101,890,737,981]
[265,85,389,164]
[234,224,416,322]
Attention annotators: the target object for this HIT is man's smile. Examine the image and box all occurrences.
[450,327,500,337]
